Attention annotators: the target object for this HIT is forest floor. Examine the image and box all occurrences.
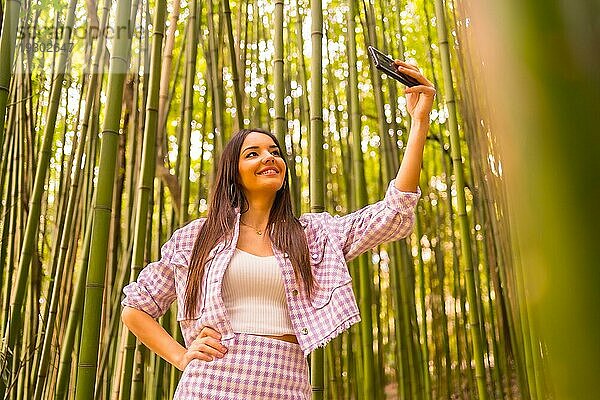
[383,372,522,399]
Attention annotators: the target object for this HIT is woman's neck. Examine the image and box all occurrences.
[241,194,275,227]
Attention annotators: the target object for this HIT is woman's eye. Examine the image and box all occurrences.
[271,149,281,156]
[246,151,258,157]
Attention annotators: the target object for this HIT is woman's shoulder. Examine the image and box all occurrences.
[169,218,206,252]
[298,212,336,240]
[298,210,337,227]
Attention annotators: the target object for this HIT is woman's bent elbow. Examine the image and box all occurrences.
[121,306,137,327]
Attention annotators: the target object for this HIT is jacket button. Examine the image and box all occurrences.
[292,289,299,296]
[311,253,319,259]
[283,252,289,258]
[301,328,308,335]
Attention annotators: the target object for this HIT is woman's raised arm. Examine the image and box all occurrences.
[392,60,436,193]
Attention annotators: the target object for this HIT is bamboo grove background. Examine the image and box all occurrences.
[0,0,598,399]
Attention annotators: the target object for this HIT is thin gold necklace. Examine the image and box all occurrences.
[240,220,266,236]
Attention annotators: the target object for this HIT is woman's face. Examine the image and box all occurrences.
[237,132,286,195]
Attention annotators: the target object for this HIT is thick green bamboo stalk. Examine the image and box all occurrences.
[74,0,135,395]
[109,1,144,395]
[309,0,325,397]
[325,344,338,399]
[1,0,79,395]
[340,334,349,398]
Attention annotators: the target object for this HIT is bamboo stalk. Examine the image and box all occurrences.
[74,0,136,394]
[223,0,244,130]
[309,0,325,397]
[273,0,285,145]
[178,0,198,225]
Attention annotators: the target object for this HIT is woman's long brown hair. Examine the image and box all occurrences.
[184,128,313,318]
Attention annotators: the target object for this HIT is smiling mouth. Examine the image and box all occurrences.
[257,169,279,176]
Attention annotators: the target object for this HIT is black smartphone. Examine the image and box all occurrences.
[367,45,420,87]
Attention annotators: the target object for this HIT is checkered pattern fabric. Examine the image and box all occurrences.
[122,180,420,357]
[173,333,310,399]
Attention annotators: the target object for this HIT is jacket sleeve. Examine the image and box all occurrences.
[121,233,178,319]
[326,180,420,262]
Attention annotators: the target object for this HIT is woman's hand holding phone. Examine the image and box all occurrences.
[393,60,436,123]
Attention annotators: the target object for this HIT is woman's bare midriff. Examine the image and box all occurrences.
[255,334,299,344]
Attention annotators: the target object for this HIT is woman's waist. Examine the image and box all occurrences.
[260,333,299,344]
[237,332,299,344]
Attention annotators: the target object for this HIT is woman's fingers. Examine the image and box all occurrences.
[399,67,433,87]
[198,342,226,359]
[405,85,436,96]
[191,335,226,352]
[181,328,228,369]
[189,350,213,362]
[393,59,419,72]
[393,61,434,87]
[189,328,228,362]
[199,326,222,340]
[202,337,228,353]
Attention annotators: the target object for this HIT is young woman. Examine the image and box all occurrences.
[121,60,435,399]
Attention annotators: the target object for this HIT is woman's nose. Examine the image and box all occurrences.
[262,153,275,163]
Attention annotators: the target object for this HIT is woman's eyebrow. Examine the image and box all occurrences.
[242,145,278,153]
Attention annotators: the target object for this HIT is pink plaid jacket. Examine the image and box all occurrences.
[122,180,420,356]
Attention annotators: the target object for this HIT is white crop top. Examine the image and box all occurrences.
[221,248,295,336]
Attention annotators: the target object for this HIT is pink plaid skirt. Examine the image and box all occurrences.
[173,333,311,399]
